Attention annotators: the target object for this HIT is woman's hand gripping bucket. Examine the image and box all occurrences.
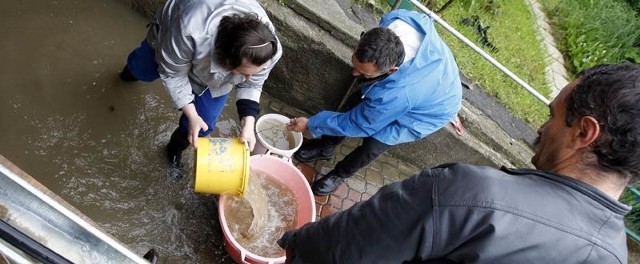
[193,137,250,196]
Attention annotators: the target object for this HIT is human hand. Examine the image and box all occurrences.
[240,116,256,151]
[287,117,312,139]
[286,117,308,133]
[182,104,208,148]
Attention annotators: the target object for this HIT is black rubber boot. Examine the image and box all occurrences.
[311,172,346,196]
[119,65,138,82]
[293,139,337,163]
[166,128,190,179]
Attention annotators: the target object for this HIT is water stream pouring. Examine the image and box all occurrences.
[219,155,316,264]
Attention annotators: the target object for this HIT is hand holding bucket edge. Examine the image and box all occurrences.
[182,103,208,148]
[240,116,257,151]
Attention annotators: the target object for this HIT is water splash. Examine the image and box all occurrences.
[224,169,298,258]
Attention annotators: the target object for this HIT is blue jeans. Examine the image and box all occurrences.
[126,40,160,82]
[178,90,229,136]
[126,40,228,137]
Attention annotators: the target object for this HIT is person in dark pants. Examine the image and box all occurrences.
[120,0,282,179]
[279,61,640,264]
[286,9,462,195]
[294,86,395,190]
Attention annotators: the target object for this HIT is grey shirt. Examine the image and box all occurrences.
[147,0,282,110]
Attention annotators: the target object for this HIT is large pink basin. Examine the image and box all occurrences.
[218,155,316,264]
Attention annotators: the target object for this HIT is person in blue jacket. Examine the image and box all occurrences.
[287,9,462,195]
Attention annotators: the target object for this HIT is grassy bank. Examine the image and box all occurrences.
[361,0,551,128]
[538,0,640,75]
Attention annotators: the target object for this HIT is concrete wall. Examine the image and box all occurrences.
[120,0,535,169]
[259,0,355,115]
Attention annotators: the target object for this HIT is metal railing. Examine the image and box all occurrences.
[399,0,551,106]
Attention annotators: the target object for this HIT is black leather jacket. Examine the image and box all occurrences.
[279,163,630,263]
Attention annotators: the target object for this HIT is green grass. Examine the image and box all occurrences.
[621,188,640,241]
[359,0,551,128]
[538,0,640,75]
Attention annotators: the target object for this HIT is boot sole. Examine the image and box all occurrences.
[168,165,185,180]
[312,189,333,196]
[311,180,342,196]
[294,155,333,163]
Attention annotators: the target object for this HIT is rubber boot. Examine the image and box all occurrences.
[119,65,138,82]
[293,138,338,162]
[143,248,159,264]
[166,128,190,179]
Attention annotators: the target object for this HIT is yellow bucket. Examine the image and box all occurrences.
[194,137,250,196]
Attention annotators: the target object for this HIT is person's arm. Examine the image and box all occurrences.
[239,115,255,150]
[181,103,208,148]
[306,87,411,138]
[157,22,196,110]
[155,19,213,148]
[279,169,439,263]
[286,117,313,139]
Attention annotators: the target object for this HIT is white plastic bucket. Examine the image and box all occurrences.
[253,114,303,158]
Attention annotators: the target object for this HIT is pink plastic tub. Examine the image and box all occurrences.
[218,155,316,264]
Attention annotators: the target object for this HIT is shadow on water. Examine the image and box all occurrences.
[0,0,239,262]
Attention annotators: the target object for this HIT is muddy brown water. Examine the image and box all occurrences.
[0,1,240,263]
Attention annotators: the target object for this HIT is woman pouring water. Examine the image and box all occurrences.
[120,0,283,179]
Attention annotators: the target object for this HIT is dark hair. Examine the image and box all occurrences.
[566,62,640,180]
[215,13,278,70]
[354,27,405,71]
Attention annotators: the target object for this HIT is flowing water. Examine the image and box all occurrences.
[224,169,298,258]
[0,1,244,262]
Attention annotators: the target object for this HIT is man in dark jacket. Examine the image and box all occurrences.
[278,62,640,263]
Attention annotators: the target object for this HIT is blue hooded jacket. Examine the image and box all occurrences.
[306,9,462,145]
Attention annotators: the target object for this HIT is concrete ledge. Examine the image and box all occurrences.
[457,100,534,168]
[259,0,356,114]
[279,0,364,47]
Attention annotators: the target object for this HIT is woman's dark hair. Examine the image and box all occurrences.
[215,13,278,70]
[566,61,640,180]
[354,27,405,71]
